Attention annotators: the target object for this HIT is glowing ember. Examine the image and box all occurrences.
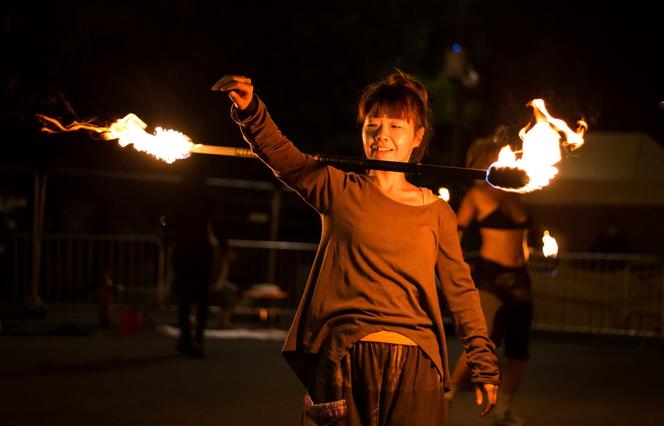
[487,99,587,193]
[542,230,559,258]
[37,113,195,164]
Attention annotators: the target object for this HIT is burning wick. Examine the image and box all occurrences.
[488,99,588,193]
[542,230,559,258]
[37,113,196,164]
[37,113,257,163]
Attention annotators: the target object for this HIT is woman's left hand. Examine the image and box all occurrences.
[211,75,254,110]
[475,383,498,416]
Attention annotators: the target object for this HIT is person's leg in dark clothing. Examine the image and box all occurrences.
[194,286,209,350]
[175,280,204,359]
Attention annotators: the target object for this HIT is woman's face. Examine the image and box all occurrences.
[362,114,424,163]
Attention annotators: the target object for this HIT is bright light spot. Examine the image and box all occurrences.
[438,187,450,202]
[542,230,559,258]
[452,43,462,53]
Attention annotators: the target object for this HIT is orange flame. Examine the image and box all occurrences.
[489,99,587,193]
[37,113,195,164]
[542,229,559,258]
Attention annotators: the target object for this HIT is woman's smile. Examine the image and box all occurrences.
[363,115,422,162]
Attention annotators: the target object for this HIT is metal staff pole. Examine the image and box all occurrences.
[190,145,487,180]
[189,145,528,188]
[312,154,487,180]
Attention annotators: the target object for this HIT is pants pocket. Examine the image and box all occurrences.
[302,393,347,425]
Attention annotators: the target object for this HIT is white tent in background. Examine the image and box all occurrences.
[522,132,664,254]
[524,132,664,206]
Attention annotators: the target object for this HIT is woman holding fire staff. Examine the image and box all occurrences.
[213,70,499,425]
[446,132,535,426]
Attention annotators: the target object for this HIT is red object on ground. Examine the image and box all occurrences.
[119,310,142,335]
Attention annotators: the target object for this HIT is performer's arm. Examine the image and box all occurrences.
[456,187,477,240]
[212,74,345,213]
[435,202,500,412]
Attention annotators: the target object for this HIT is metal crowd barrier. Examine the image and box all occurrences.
[225,239,317,309]
[1,233,33,306]
[1,234,316,311]
[527,253,663,337]
[1,233,166,306]
[2,233,662,338]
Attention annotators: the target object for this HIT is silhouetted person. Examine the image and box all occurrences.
[209,231,239,328]
[0,205,10,300]
[591,218,630,254]
[591,217,630,270]
[167,164,220,358]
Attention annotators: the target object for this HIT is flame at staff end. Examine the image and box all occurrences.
[488,99,588,193]
[37,113,195,164]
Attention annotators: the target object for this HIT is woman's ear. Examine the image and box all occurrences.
[409,127,427,162]
[414,127,425,147]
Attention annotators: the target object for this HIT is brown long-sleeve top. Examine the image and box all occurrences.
[231,96,499,390]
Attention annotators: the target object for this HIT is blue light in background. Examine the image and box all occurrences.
[452,43,462,53]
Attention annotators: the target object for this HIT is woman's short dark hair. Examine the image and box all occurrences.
[357,70,432,163]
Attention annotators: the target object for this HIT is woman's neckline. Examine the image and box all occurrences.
[361,174,442,208]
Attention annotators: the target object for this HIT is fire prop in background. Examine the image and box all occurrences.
[437,187,450,202]
[487,99,587,193]
[542,230,559,258]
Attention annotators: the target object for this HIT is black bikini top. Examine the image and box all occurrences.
[477,207,532,230]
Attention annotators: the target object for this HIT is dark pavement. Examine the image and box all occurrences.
[1,307,663,426]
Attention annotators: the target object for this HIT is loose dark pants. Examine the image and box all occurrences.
[302,342,446,426]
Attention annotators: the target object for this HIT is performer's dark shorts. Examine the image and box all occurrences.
[470,257,532,304]
[302,342,446,426]
[490,301,533,360]
[471,257,533,360]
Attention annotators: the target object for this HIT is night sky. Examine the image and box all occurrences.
[3,1,662,170]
